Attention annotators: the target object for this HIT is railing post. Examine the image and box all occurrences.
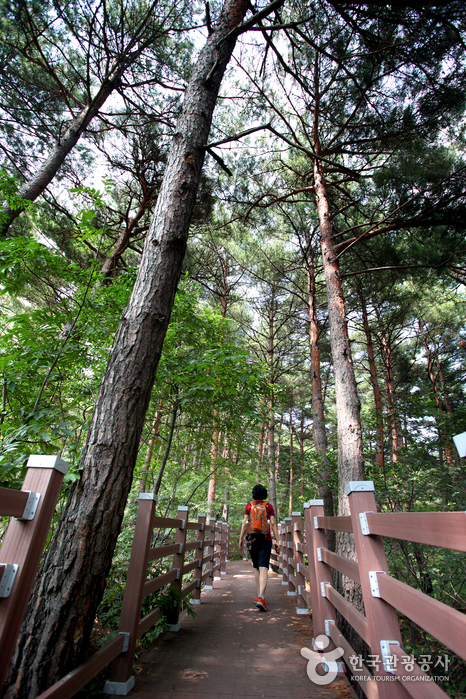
[347,481,407,697]
[191,513,206,605]
[292,511,308,615]
[104,493,157,695]
[285,517,296,597]
[280,522,288,586]
[0,455,68,690]
[214,522,222,580]
[220,522,227,577]
[225,523,230,562]
[169,505,189,631]
[276,522,283,577]
[305,500,336,644]
[204,517,215,589]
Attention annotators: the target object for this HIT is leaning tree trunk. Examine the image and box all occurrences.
[4,1,250,696]
[1,54,139,237]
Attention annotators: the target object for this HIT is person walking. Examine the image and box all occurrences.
[239,483,280,612]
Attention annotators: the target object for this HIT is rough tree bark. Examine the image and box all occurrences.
[266,287,278,517]
[288,405,293,516]
[4,1,251,695]
[313,56,364,608]
[304,229,335,550]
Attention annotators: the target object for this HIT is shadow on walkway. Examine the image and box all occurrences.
[105,560,355,698]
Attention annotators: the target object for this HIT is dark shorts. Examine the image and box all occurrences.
[249,537,272,569]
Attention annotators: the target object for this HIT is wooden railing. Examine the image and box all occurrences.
[274,481,466,699]
[1,474,229,699]
[0,455,69,690]
[35,497,230,698]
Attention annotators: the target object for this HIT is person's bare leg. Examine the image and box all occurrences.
[254,568,260,595]
[259,567,268,597]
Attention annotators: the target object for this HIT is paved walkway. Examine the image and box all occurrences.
[117,560,354,699]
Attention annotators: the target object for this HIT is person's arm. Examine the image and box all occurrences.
[239,514,249,549]
[270,515,280,551]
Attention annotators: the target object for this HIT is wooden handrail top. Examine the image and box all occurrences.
[185,521,202,531]
[143,568,178,598]
[36,634,124,699]
[147,543,179,562]
[320,548,361,585]
[0,487,30,518]
[375,572,466,663]
[324,584,370,645]
[152,516,184,530]
[365,511,466,552]
[315,515,352,533]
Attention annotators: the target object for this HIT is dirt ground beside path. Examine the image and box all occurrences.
[103,560,356,699]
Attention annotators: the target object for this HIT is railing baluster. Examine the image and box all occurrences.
[347,480,408,698]
[192,513,206,604]
[285,516,296,597]
[204,517,215,589]
[305,500,336,644]
[169,505,189,630]
[292,511,308,615]
[104,493,157,695]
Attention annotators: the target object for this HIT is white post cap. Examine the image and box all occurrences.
[139,493,158,501]
[27,455,69,475]
[453,432,466,458]
[345,481,375,495]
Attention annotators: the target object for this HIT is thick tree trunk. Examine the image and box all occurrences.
[4,2,250,696]
[299,413,305,499]
[267,290,278,517]
[288,406,293,516]
[304,232,335,550]
[313,73,364,605]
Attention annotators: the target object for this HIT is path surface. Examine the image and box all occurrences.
[109,560,354,699]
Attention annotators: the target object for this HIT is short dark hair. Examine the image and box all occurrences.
[252,483,267,500]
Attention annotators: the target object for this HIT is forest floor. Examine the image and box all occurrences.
[102,560,356,698]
